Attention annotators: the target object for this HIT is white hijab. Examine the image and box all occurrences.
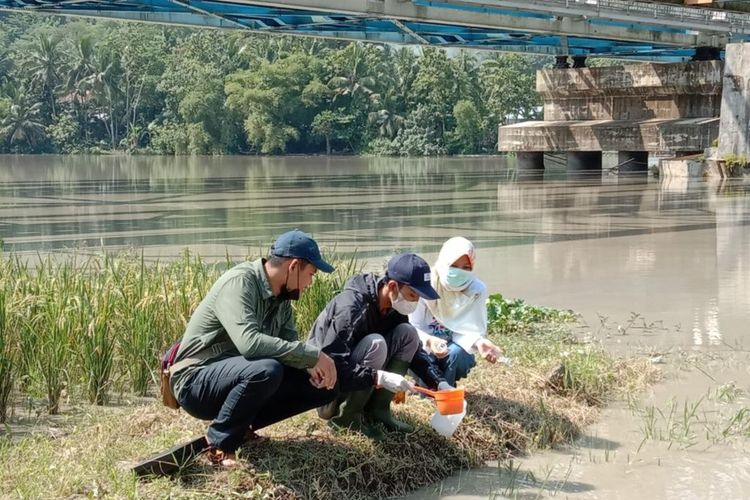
[425,237,488,337]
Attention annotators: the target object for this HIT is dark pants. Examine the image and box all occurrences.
[317,323,421,419]
[177,356,337,453]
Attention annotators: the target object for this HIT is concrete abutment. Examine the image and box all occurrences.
[499,60,722,176]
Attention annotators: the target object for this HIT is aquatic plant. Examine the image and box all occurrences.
[487,293,576,333]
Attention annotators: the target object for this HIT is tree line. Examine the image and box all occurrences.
[0,13,547,156]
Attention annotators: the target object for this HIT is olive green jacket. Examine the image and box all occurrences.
[171,258,319,398]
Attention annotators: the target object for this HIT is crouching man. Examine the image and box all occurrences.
[170,230,338,467]
[307,253,446,440]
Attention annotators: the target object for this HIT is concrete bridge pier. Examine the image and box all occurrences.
[567,152,602,172]
[499,61,722,171]
[716,43,750,163]
[617,151,649,174]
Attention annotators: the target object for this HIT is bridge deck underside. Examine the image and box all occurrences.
[0,0,742,61]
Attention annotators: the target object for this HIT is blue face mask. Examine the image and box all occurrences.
[444,267,473,289]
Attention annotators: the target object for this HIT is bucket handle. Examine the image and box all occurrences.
[414,386,437,398]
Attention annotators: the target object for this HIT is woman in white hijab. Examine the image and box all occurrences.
[409,236,503,386]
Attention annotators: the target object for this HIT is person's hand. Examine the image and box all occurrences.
[476,338,502,364]
[426,336,449,359]
[437,381,454,391]
[307,352,337,390]
[376,370,415,393]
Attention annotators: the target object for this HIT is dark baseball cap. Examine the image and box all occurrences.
[270,229,335,273]
[386,253,440,300]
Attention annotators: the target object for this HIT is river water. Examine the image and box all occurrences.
[1,155,749,498]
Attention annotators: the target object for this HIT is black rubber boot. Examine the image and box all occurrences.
[329,388,385,441]
[365,359,415,433]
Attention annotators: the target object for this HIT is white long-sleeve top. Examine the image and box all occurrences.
[409,279,488,354]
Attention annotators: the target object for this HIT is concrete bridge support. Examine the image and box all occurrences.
[499,61,722,171]
[717,43,750,161]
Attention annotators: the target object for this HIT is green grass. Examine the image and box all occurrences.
[0,248,361,417]
[633,382,750,450]
[0,288,17,422]
[0,250,220,414]
[0,251,657,498]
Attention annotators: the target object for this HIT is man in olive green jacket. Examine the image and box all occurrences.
[170,230,337,467]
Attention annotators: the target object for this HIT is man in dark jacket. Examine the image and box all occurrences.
[307,253,447,440]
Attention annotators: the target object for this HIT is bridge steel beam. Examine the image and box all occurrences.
[428,0,750,35]
[238,0,729,47]
[2,0,742,61]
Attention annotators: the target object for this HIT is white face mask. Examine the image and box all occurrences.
[391,289,419,315]
[442,267,473,291]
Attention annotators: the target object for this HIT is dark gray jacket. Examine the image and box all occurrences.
[307,273,445,392]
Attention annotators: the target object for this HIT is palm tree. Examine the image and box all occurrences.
[0,90,47,152]
[64,36,97,142]
[0,53,11,88]
[25,35,63,117]
[368,87,405,139]
[367,46,409,139]
[240,34,295,64]
[455,49,478,74]
[82,52,122,149]
[65,36,96,92]
[393,47,418,108]
[328,43,378,103]
[454,50,480,100]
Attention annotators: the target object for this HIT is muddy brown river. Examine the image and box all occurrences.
[2,155,749,499]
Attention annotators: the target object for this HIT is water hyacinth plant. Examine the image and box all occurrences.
[487,293,576,334]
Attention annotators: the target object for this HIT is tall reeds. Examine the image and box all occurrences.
[0,250,221,413]
[0,249,354,415]
[0,288,16,422]
[79,286,116,405]
[293,252,363,340]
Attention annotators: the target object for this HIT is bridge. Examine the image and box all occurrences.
[1,0,750,61]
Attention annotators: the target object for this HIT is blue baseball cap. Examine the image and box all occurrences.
[270,229,335,273]
[386,253,440,300]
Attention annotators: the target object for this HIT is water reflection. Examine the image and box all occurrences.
[1,155,749,348]
[0,155,508,255]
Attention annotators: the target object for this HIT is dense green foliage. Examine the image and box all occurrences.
[0,13,546,155]
[487,293,576,334]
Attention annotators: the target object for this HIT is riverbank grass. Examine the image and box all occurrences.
[0,253,657,498]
